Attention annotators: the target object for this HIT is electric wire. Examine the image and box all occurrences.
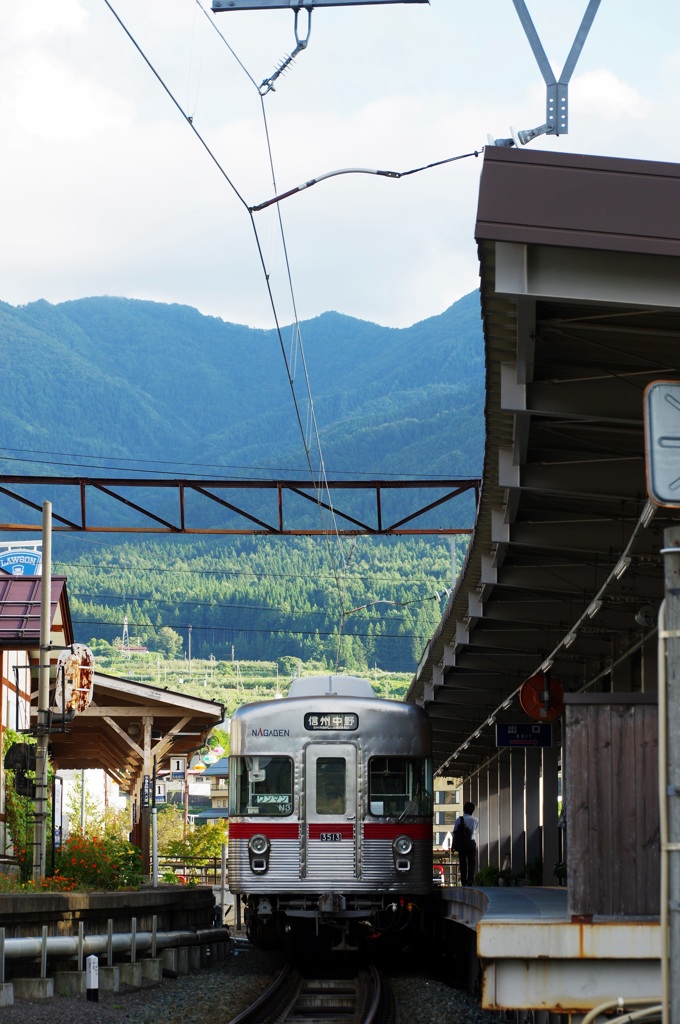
[102,0,249,211]
[71,617,432,643]
[101,0,355,638]
[187,0,369,649]
[54,559,456,586]
[255,87,352,653]
[251,150,481,212]
[98,1,477,668]
[0,444,466,480]
[193,0,260,90]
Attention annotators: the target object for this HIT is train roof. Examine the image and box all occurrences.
[287,675,377,699]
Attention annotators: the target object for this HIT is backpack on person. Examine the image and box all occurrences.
[452,815,472,854]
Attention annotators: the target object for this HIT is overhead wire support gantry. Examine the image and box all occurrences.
[0,476,480,537]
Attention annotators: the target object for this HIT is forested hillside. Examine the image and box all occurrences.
[0,290,483,480]
[57,535,465,674]
[0,290,484,672]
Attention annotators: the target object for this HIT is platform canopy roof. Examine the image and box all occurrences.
[407,146,680,777]
[44,672,225,793]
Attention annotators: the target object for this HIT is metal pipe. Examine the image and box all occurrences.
[0,928,230,960]
[581,1000,662,1024]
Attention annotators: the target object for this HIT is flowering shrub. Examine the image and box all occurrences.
[53,833,144,891]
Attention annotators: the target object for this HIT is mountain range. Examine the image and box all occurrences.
[0,290,484,490]
[0,290,485,670]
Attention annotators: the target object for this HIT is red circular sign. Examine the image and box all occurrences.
[519,672,564,721]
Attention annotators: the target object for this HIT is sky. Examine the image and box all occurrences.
[1,0,680,330]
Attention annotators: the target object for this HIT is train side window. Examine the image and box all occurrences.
[230,756,293,816]
[316,757,346,815]
[368,757,432,817]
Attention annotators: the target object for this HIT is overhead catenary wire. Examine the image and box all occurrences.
[101,0,350,606]
[70,618,433,644]
[251,150,482,212]
[190,0,365,632]
[0,444,466,480]
[100,1,478,667]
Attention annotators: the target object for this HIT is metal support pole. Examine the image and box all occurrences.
[151,807,158,888]
[32,501,52,882]
[662,528,680,1024]
[221,843,227,925]
[40,925,48,979]
[80,768,86,833]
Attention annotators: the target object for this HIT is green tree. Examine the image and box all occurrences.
[163,821,229,860]
[156,804,186,852]
[154,626,183,659]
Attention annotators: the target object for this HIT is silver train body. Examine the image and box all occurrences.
[228,674,433,951]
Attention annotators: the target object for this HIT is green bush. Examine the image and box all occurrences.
[474,864,501,886]
[53,832,143,890]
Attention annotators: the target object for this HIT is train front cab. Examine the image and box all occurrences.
[228,684,433,955]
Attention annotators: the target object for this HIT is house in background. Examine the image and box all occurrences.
[192,756,229,826]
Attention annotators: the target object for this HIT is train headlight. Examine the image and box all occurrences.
[248,834,270,856]
[393,834,413,873]
[393,835,413,857]
[248,833,271,873]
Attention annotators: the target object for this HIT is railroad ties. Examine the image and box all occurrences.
[227,961,394,1024]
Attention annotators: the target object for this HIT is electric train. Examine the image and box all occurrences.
[227,674,434,954]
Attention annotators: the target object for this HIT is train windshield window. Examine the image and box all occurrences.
[316,757,346,815]
[368,757,432,817]
[231,756,293,816]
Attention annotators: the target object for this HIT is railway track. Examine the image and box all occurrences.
[226,961,395,1024]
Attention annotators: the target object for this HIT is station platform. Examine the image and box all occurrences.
[440,887,660,1020]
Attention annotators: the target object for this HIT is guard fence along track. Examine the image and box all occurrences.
[226,961,395,1024]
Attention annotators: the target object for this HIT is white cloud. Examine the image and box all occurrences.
[1,0,680,328]
[4,49,134,142]
[14,0,88,38]
[571,69,652,123]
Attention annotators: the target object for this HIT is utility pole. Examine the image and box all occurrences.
[188,625,192,677]
[32,501,52,882]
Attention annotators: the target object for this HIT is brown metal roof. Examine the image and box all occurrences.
[476,146,680,256]
[0,573,73,645]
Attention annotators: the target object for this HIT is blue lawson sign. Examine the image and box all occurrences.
[496,723,552,748]
[0,543,42,576]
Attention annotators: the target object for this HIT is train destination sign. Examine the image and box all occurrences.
[304,712,359,731]
[496,723,552,748]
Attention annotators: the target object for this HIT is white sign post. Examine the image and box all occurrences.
[86,954,99,1002]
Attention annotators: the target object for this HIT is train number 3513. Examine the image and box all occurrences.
[319,832,342,842]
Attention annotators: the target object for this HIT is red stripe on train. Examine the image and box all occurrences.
[363,823,432,840]
[229,822,300,839]
[308,823,355,839]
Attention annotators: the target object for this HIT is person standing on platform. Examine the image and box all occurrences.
[453,801,479,886]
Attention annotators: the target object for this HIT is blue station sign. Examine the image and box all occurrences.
[496,723,552,748]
